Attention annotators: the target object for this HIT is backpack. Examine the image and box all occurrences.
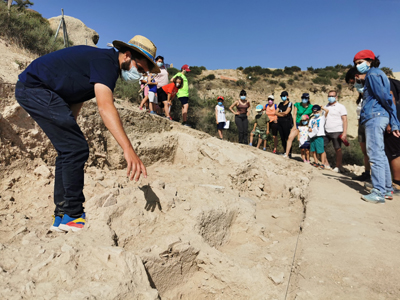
[389,78,400,119]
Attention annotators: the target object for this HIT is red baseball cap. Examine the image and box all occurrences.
[217,96,224,101]
[353,50,375,62]
[181,64,191,72]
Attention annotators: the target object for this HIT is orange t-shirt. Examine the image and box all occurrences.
[162,83,178,98]
[265,104,278,122]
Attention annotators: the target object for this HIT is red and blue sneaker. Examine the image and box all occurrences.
[49,215,64,232]
[58,213,86,232]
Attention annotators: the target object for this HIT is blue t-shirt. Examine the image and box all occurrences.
[149,77,157,93]
[19,46,120,103]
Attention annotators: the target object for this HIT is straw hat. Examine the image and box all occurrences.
[113,35,160,73]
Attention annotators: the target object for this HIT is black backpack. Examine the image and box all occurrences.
[389,78,400,119]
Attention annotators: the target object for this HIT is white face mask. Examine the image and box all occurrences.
[176,83,181,87]
[121,65,141,82]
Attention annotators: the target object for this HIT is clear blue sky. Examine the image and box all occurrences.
[32,0,400,71]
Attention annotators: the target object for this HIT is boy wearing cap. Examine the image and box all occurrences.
[172,65,191,126]
[215,96,226,139]
[249,105,270,150]
[308,105,329,169]
[15,35,158,232]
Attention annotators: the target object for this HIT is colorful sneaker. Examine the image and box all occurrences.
[361,189,385,204]
[150,111,157,115]
[49,215,64,232]
[263,148,266,151]
[58,213,86,232]
[385,191,393,200]
[364,181,373,192]
[249,143,252,146]
[273,149,276,154]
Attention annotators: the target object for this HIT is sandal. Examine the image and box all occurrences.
[319,164,325,170]
[310,162,319,167]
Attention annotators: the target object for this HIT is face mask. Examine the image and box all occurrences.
[328,97,336,103]
[281,96,287,101]
[314,113,320,118]
[302,99,308,104]
[354,82,364,93]
[240,96,246,100]
[218,102,223,106]
[268,100,273,105]
[121,65,141,82]
[176,83,181,87]
[302,121,308,125]
[356,61,370,74]
[157,62,163,67]
[257,111,263,115]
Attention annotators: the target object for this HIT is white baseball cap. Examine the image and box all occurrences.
[268,95,274,100]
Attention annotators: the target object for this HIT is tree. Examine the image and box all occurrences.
[12,0,33,11]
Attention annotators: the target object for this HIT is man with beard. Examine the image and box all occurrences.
[15,35,159,232]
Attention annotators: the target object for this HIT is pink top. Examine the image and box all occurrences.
[154,67,169,88]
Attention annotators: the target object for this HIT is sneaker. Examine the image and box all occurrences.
[385,191,393,200]
[139,106,143,110]
[263,148,266,151]
[352,171,371,181]
[249,143,252,146]
[393,183,400,194]
[49,215,64,232]
[361,189,385,204]
[167,116,173,121]
[282,153,288,159]
[364,181,373,192]
[273,149,276,154]
[150,111,157,115]
[58,213,86,232]
[332,167,340,173]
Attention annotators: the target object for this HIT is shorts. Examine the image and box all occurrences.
[217,122,225,130]
[179,97,189,105]
[148,91,158,104]
[324,132,342,150]
[296,122,300,129]
[300,141,310,149]
[358,122,366,143]
[310,136,325,154]
[384,131,400,161]
[157,88,168,108]
[269,122,278,136]
[253,128,267,141]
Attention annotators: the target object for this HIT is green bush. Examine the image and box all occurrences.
[272,69,284,77]
[294,75,299,81]
[237,66,243,70]
[284,66,301,75]
[279,82,286,89]
[0,1,67,56]
[114,78,141,102]
[288,79,294,85]
[312,76,331,85]
[381,67,394,77]
[269,80,278,85]
[236,79,246,87]
[307,66,315,73]
[337,84,342,90]
[202,74,215,81]
[325,139,364,167]
[167,67,180,78]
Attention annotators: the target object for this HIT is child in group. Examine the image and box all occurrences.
[147,73,158,114]
[308,105,329,169]
[158,76,183,120]
[249,104,270,150]
[298,115,310,163]
[139,74,149,110]
[215,96,226,139]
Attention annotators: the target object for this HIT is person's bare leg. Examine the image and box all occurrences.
[263,139,267,149]
[390,156,400,181]
[149,102,154,112]
[218,129,223,139]
[249,132,254,145]
[139,96,149,109]
[321,152,327,166]
[306,149,310,161]
[182,103,188,123]
[256,138,262,149]
[301,149,305,161]
[285,128,298,156]
[335,148,343,168]
[163,101,170,117]
[312,152,319,164]
[360,142,370,172]
[273,135,278,152]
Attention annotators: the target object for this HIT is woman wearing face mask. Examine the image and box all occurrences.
[276,91,293,155]
[283,93,313,158]
[158,76,183,120]
[229,90,251,144]
[353,50,400,203]
[265,95,279,153]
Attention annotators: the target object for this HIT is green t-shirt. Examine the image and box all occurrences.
[173,72,189,98]
[294,102,313,123]
[255,113,270,131]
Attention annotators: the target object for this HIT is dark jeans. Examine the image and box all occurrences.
[235,114,248,144]
[15,81,89,217]
[278,120,292,154]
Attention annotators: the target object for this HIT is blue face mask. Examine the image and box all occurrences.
[356,61,370,74]
[302,120,308,125]
[314,113,320,118]
[218,102,223,106]
[354,82,364,93]
[281,96,287,101]
[302,99,308,104]
[121,65,141,82]
[328,97,336,103]
[240,96,246,100]
[156,62,163,67]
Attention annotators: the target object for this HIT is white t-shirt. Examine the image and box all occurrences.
[324,102,347,133]
[309,115,326,138]
[298,126,310,147]
[216,105,226,123]
[356,99,363,120]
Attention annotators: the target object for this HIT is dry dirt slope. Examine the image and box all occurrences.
[1,95,400,299]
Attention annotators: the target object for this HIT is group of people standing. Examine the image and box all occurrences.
[139,57,191,126]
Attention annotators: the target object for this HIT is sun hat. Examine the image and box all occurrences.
[353,50,375,62]
[301,114,310,120]
[280,91,288,97]
[302,93,310,98]
[113,35,160,73]
[181,64,191,72]
[268,95,274,100]
[217,96,224,101]
[312,105,321,112]
[256,104,263,112]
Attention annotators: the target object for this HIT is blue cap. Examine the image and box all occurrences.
[256,104,263,112]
